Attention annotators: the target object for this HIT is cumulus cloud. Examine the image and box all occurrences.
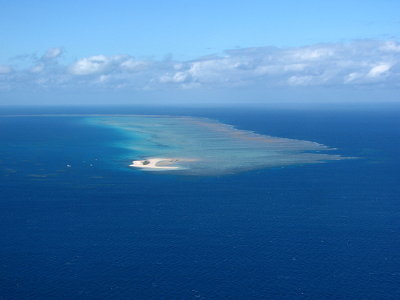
[0,41,399,92]
[69,55,150,76]
[153,40,400,88]
[42,47,63,60]
[30,63,45,73]
[70,55,112,75]
[367,63,391,78]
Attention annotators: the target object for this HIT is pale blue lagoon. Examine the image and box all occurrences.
[90,115,344,175]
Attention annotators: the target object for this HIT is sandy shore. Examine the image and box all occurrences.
[129,158,184,170]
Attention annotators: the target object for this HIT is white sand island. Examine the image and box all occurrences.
[129,158,195,170]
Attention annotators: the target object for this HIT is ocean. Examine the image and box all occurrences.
[0,105,399,299]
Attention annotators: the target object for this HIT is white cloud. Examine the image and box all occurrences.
[1,40,400,91]
[367,63,391,78]
[43,47,63,59]
[288,75,314,86]
[288,47,335,60]
[154,40,400,88]
[30,63,45,73]
[380,41,400,52]
[160,71,189,83]
[70,55,112,75]
[120,58,148,71]
[69,55,149,76]
[344,72,362,83]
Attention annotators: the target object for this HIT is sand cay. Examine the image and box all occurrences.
[129,158,195,170]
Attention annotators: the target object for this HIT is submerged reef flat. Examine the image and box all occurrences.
[91,115,345,175]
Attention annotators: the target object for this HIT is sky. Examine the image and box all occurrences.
[0,0,399,105]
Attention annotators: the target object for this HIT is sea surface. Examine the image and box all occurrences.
[0,105,399,299]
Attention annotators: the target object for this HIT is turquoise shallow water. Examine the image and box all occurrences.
[91,115,344,175]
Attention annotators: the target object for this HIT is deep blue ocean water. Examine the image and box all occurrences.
[0,105,399,299]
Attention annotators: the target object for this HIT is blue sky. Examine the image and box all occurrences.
[0,0,399,104]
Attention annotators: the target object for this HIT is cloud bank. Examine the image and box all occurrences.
[0,40,399,93]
